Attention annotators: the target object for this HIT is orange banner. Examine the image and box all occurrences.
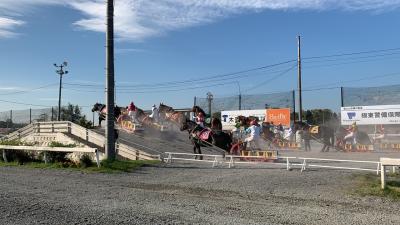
[265,108,291,127]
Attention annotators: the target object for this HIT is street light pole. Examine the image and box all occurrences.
[54,62,68,121]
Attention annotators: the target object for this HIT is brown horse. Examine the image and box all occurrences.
[158,103,187,128]
[181,118,232,159]
[91,103,123,126]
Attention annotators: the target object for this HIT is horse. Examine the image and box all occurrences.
[335,127,371,150]
[158,103,187,129]
[181,118,232,159]
[91,103,123,126]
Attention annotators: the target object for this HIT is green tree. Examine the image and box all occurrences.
[59,103,93,128]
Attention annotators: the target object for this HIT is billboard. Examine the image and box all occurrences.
[265,108,291,127]
[221,109,266,130]
[341,105,400,125]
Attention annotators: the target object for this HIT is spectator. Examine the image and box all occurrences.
[303,127,311,151]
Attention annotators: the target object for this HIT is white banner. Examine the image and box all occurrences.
[341,105,400,125]
[221,109,266,130]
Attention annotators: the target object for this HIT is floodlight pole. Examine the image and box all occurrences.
[54,62,68,121]
[105,0,116,160]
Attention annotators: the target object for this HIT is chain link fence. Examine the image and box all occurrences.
[342,84,400,107]
[195,91,295,114]
[0,108,55,129]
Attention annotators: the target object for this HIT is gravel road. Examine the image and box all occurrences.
[1,162,400,225]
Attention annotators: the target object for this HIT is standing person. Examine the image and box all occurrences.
[195,112,205,128]
[244,120,262,150]
[373,124,385,143]
[303,127,311,151]
[321,128,330,152]
[127,102,137,123]
[149,104,159,123]
[344,122,358,145]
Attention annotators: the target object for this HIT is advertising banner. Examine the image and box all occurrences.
[341,105,400,125]
[221,109,266,130]
[265,108,291,127]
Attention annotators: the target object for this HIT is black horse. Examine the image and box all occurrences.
[91,103,122,126]
[181,118,232,159]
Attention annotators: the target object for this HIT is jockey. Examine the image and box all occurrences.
[149,104,159,123]
[373,125,385,143]
[127,102,138,123]
[244,120,261,150]
[344,122,358,144]
[195,112,205,127]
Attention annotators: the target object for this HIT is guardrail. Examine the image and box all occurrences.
[164,152,391,175]
[0,145,100,167]
[298,157,380,174]
[3,121,161,161]
[165,152,223,167]
[164,152,298,170]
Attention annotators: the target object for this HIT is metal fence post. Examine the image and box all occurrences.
[29,108,32,124]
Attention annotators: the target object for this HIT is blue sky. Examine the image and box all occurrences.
[1,0,400,117]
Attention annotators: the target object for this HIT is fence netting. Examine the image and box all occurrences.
[195,91,294,113]
[343,84,400,106]
[0,108,54,127]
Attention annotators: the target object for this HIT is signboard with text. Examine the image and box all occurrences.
[221,109,266,130]
[265,108,291,127]
[341,105,400,125]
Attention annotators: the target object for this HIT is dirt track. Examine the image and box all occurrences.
[1,162,400,225]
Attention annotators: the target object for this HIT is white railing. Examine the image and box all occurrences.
[4,121,161,161]
[0,145,100,167]
[164,152,298,170]
[298,157,380,174]
[164,152,388,174]
[225,155,298,170]
[165,152,224,167]
[380,157,400,189]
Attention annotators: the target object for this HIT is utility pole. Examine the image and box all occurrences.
[297,36,303,122]
[236,82,242,110]
[292,90,296,123]
[54,62,68,121]
[105,0,116,160]
[340,86,344,107]
[207,92,213,118]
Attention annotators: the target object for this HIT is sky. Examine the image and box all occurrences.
[2,0,400,118]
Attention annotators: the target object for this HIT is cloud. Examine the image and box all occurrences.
[0,86,22,91]
[1,0,400,40]
[0,17,25,38]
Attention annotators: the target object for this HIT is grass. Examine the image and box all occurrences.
[0,159,160,173]
[352,173,400,200]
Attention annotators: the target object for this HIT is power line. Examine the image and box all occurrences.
[303,47,400,60]
[64,67,293,91]
[304,72,400,89]
[303,55,400,69]
[0,83,58,96]
[64,60,297,89]
[0,99,52,107]
[243,64,297,93]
